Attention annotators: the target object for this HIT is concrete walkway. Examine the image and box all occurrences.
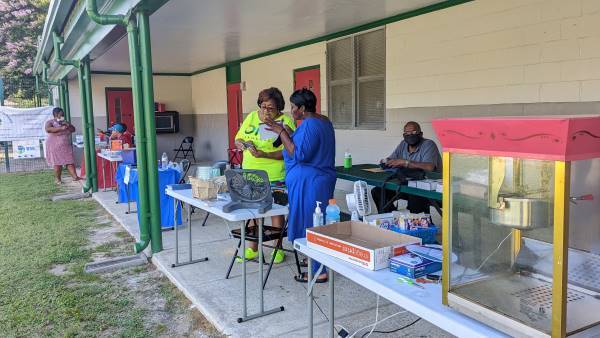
[94,188,452,338]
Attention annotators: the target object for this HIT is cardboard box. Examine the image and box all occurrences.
[306,221,421,270]
[389,253,442,278]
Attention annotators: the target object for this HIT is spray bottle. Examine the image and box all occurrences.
[313,201,323,228]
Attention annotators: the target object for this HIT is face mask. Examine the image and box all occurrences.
[404,134,421,146]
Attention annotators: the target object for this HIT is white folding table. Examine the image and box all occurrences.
[294,238,509,338]
[165,185,289,322]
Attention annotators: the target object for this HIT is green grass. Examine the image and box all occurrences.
[0,172,149,337]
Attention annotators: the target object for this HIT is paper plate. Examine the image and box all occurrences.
[406,244,458,263]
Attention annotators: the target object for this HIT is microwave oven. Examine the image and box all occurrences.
[155,111,179,134]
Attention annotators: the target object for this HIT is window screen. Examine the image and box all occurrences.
[327,29,385,130]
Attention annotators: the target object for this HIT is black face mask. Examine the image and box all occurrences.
[403,134,422,146]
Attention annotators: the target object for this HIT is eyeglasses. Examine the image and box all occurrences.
[260,105,277,113]
[403,130,421,136]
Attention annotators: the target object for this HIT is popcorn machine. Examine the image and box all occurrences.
[432,116,600,337]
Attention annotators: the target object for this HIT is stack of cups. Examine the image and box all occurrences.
[196,166,212,180]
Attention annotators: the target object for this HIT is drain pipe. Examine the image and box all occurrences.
[52,31,77,122]
[86,0,151,252]
[42,62,60,105]
[138,10,162,253]
[81,58,98,192]
[62,78,71,121]
[75,62,93,192]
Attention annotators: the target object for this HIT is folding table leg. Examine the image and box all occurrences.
[307,257,314,338]
[237,218,284,323]
[172,202,208,268]
[328,270,335,338]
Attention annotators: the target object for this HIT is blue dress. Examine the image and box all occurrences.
[284,117,336,275]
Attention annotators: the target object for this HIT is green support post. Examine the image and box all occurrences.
[35,75,41,107]
[62,79,71,121]
[78,64,93,193]
[138,10,162,253]
[58,79,66,111]
[127,18,152,252]
[85,0,152,252]
[82,58,98,192]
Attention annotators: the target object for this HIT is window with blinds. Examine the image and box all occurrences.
[327,29,385,130]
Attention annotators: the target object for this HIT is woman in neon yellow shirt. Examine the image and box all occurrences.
[234,87,296,263]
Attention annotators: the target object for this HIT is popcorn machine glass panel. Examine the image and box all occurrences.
[449,154,558,335]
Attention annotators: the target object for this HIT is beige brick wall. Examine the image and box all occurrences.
[241,43,326,115]
[190,68,227,115]
[386,0,600,109]
[341,0,600,165]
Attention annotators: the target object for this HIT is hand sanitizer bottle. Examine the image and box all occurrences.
[313,201,323,228]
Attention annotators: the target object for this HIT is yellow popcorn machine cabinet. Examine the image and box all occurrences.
[432,116,600,337]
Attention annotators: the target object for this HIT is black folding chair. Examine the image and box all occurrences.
[178,159,191,184]
[173,136,196,162]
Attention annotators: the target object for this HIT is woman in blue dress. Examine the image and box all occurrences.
[265,88,336,283]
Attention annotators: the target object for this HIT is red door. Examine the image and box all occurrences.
[226,83,243,166]
[106,88,134,133]
[294,67,321,113]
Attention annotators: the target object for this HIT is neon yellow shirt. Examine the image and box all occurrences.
[235,111,296,182]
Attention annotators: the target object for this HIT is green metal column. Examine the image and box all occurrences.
[62,79,71,121]
[78,64,93,192]
[82,58,98,192]
[138,10,162,253]
[58,80,66,111]
[35,75,41,107]
[127,18,152,252]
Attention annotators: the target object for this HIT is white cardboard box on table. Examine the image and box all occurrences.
[306,221,421,270]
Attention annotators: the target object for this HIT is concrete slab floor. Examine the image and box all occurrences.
[93,189,451,338]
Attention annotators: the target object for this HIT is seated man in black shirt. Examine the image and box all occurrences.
[372,121,442,214]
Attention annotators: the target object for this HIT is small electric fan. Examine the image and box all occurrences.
[346,180,371,222]
[222,169,273,213]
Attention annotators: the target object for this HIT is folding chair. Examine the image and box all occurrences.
[225,219,302,289]
[173,136,196,162]
[178,159,191,184]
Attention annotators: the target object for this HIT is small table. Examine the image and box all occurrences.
[116,164,182,228]
[97,152,123,192]
[336,164,442,214]
[165,186,289,323]
[294,238,508,338]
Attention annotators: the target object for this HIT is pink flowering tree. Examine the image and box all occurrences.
[0,0,48,105]
[0,0,49,78]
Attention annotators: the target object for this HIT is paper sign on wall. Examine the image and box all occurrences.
[12,139,41,159]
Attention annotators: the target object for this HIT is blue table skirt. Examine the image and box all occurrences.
[116,164,182,228]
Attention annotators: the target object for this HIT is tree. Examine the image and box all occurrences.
[0,0,49,78]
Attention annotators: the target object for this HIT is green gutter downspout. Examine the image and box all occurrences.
[76,61,93,193]
[86,0,152,253]
[138,10,162,253]
[81,58,98,192]
[58,80,66,111]
[35,75,41,107]
[62,78,71,121]
[42,63,60,105]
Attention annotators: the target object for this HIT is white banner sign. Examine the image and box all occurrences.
[12,139,41,159]
[0,106,53,141]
